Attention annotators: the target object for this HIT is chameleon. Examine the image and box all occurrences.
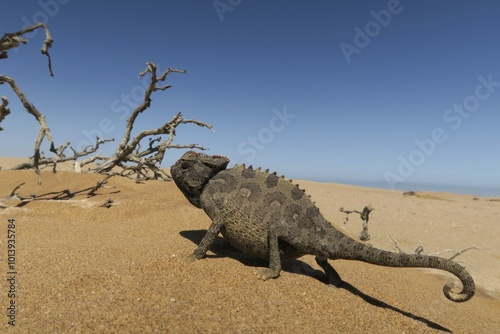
[171,151,475,302]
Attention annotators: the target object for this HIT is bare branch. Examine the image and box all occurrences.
[87,174,116,196]
[77,154,106,171]
[90,62,213,180]
[340,205,374,241]
[0,96,10,131]
[0,24,58,182]
[443,247,483,261]
[99,198,114,208]
[414,245,425,255]
[117,63,191,153]
[7,137,114,172]
[2,36,210,183]
[389,233,404,253]
[389,234,482,262]
[0,23,54,76]
[0,75,58,183]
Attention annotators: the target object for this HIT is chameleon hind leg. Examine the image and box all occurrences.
[315,256,342,287]
[254,228,282,280]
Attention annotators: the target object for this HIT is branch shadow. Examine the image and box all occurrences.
[180,229,453,333]
[2,182,120,208]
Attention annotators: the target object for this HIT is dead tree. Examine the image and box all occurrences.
[1,23,109,177]
[1,74,60,183]
[0,75,112,176]
[0,23,57,182]
[1,25,213,183]
[89,62,214,181]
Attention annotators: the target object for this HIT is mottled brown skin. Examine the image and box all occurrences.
[171,151,475,302]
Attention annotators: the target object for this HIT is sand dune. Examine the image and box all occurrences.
[0,157,499,333]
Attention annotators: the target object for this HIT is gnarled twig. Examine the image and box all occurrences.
[0,22,54,76]
[90,62,214,180]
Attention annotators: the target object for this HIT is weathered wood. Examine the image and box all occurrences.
[1,24,213,183]
[90,63,214,181]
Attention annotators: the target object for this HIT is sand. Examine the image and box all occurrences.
[0,157,499,333]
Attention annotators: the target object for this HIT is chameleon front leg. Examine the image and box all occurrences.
[254,228,282,280]
[192,218,225,259]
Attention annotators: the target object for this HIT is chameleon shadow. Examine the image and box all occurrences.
[180,229,323,272]
[179,229,268,267]
[339,282,452,333]
[179,229,452,333]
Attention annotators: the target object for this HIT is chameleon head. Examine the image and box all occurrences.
[171,151,230,208]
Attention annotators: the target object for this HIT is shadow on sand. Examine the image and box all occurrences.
[180,229,452,333]
[1,182,120,208]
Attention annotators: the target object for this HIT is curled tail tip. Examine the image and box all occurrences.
[443,282,475,302]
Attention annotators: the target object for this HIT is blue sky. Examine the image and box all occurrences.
[1,1,499,193]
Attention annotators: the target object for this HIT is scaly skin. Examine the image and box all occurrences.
[171,151,475,302]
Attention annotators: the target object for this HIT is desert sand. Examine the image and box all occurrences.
[0,157,499,333]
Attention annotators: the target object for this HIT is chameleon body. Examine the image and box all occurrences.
[171,151,475,302]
